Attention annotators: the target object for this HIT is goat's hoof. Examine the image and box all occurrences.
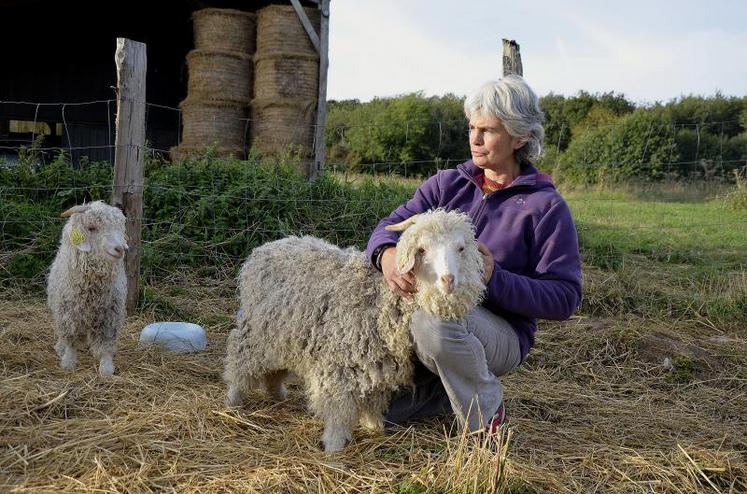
[322,435,352,453]
[271,385,288,401]
[359,414,385,432]
[226,387,243,407]
[59,358,77,370]
[98,364,114,376]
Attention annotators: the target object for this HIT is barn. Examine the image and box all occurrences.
[0,0,328,173]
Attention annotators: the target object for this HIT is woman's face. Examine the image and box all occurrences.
[468,112,525,172]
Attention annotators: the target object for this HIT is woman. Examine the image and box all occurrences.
[366,75,582,434]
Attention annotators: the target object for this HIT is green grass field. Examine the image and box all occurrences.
[568,188,746,271]
[563,186,746,329]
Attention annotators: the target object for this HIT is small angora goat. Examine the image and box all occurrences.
[223,209,485,452]
[47,201,128,376]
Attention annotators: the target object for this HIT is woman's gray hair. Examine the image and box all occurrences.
[464,75,545,163]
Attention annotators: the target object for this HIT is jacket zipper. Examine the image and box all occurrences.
[457,163,538,225]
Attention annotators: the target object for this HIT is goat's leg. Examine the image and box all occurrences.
[358,409,385,432]
[224,364,256,407]
[320,397,358,452]
[358,390,389,432]
[89,329,117,377]
[308,376,359,452]
[264,370,289,400]
[223,356,263,407]
[56,338,78,370]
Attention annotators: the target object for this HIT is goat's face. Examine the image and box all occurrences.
[410,230,468,295]
[386,209,484,297]
[61,201,128,261]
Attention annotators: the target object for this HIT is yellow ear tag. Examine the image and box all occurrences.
[70,228,86,246]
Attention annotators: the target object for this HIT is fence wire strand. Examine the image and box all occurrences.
[1,97,746,290]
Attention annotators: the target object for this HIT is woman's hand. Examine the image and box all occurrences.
[478,242,494,284]
[381,247,416,298]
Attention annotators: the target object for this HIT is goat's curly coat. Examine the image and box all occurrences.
[47,201,128,376]
[224,209,486,452]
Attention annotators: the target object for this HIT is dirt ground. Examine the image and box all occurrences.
[1,287,745,493]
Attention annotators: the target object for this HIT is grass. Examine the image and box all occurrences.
[567,188,746,271]
[563,185,747,328]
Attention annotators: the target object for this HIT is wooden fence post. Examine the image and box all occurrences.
[112,38,146,314]
[502,39,523,77]
[311,0,330,179]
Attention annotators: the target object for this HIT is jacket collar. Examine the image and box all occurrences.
[457,160,555,190]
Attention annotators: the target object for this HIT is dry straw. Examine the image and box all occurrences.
[186,50,254,104]
[177,99,248,159]
[192,8,256,54]
[251,4,321,160]
[256,5,320,56]
[253,53,318,101]
[2,277,745,493]
[0,293,511,493]
[250,99,316,157]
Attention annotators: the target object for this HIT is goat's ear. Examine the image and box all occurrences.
[75,241,92,252]
[61,204,91,218]
[385,214,420,232]
[397,244,417,274]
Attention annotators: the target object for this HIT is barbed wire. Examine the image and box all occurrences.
[2,96,746,290]
[2,216,745,232]
[3,99,746,152]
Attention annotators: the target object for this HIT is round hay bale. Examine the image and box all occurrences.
[256,4,320,56]
[252,4,320,160]
[170,144,246,161]
[250,98,316,157]
[186,50,254,104]
[253,53,318,101]
[177,99,249,158]
[192,8,256,54]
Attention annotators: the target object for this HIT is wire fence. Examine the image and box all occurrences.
[1,97,746,292]
[3,98,746,173]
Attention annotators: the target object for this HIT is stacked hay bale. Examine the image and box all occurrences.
[172,8,256,160]
[251,4,320,162]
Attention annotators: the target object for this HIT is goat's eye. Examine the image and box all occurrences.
[87,225,97,233]
[458,246,465,252]
[417,247,426,255]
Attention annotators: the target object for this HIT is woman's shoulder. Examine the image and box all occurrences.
[523,185,570,212]
[417,166,471,192]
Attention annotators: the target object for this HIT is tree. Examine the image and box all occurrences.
[557,108,676,183]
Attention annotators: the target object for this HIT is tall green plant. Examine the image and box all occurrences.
[556,108,677,184]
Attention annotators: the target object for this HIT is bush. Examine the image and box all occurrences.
[555,108,676,184]
[325,93,469,176]
[0,153,416,288]
[725,167,747,210]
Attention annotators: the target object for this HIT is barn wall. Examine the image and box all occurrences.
[0,0,195,163]
[0,0,321,164]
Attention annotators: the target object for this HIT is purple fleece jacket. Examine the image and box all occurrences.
[366,160,582,360]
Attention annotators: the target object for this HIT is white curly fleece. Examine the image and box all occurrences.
[223,209,485,452]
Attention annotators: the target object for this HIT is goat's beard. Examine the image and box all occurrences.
[414,273,485,320]
[75,250,121,276]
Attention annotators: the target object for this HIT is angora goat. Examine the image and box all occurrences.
[223,209,485,452]
[47,201,128,376]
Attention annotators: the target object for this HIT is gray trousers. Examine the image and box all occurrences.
[386,307,522,431]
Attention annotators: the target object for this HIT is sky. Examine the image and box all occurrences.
[326,0,747,104]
